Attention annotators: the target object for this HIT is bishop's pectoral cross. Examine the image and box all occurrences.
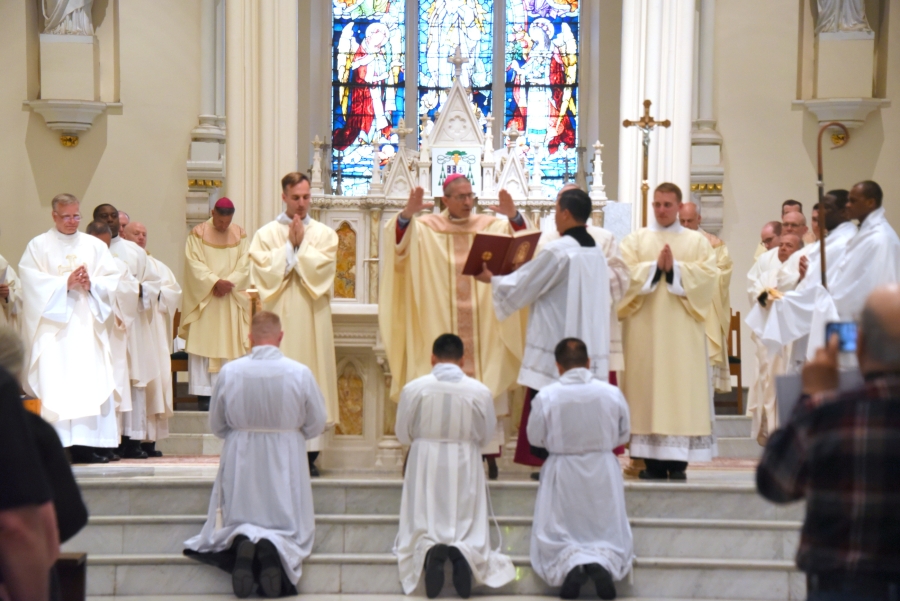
[623,100,671,227]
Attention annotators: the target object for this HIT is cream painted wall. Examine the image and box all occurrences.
[0,0,201,283]
[715,0,899,380]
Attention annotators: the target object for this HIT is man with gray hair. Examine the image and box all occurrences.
[19,193,122,464]
[758,284,900,596]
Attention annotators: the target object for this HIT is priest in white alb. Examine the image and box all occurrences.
[679,202,734,393]
[94,203,163,459]
[249,172,338,475]
[19,194,121,464]
[380,174,533,478]
[394,334,515,599]
[618,183,717,480]
[750,181,900,367]
[745,234,805,444]
[528,338,633,600]
[85,220,138,459]
[125,220,183,457]
[184,312,327,598]
[475,187,627,472]
[0,245,22,332]
[180,197,251,410]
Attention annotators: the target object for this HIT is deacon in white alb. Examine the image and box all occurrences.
[394,334,515,599]
[184,311,327,598]
[19,194,121,464]
[125,220,183,456]
[85,220,139,454]
[528,338,633,600]
[94,203,163,459]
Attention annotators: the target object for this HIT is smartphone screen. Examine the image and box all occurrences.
[826,321,858,353]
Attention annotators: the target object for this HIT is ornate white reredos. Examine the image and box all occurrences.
[381,124,419,202]
[428,67,484,149]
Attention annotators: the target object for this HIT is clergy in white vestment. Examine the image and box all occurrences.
[125,220,184,457]
[393,334,515,598]
[249,172,338,473]
[477,187,627,470]
[19,194,121,464]
[184,311,327,598]
[753,221,782,261]
[617,183,718,480]
[748,182,900,370]
[679,202,734,393]
[745,235,805,444]
[94,203,164,459]
[86,220,139,453]
[180,197,251,410]
[0,250,22,333]
[528,338,633,600]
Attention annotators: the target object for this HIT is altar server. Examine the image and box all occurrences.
[19,194,121,464]
[477,187,627,472]
[125,221,183,457]
[180,197,251,410]
[95,204,163,458]
[618,183,718,479]
[250,172,338,475]
[394,334,515,598]
[528,338,633,600]
[184,311,327,598]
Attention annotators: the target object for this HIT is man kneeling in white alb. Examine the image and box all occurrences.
[529,338,634,600]
[184,311,327,598]
[394,334,515,598]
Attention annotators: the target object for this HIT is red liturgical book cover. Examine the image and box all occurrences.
[462,230,542,276]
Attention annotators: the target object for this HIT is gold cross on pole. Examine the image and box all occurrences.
[623,100,671,227]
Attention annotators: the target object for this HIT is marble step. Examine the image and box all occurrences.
[64,514,801,561]
[169,412,755,440]
[76,478,804,522]
[717,437,763,459]
[155,434,223,456]
[713,415,752,438]
[84,553,803,599]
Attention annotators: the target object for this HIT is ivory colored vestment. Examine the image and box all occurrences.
[249,214,339,425]
[617,222,717,461]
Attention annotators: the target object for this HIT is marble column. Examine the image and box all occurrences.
[618,0,695,228]
[691,0,725,234]
[225,0,299,233]
[185,0,226,226]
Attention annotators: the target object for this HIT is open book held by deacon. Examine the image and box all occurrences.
[462,229,543,276]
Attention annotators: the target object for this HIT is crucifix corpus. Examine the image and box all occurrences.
[623,100,671,227]
[814,121,850,289]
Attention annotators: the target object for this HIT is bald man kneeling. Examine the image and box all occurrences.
[184,311,327,598]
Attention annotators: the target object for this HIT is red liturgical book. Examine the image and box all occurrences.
[462,230,543,276]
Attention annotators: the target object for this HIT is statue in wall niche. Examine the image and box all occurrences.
[42,0,94,35]
[816,0,872,34]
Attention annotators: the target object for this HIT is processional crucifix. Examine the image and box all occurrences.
[623,100,671,227]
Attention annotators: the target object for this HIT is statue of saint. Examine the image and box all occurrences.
[816,0,872,34]
[42,0,94,36]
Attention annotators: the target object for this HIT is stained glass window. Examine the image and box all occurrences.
[417,0,494,135]
[504,0,579,196]
[331,1,406,196]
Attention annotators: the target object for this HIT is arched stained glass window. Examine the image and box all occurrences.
[331,1,406,196]
[417,0,494,134]
[504,0,579,197]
